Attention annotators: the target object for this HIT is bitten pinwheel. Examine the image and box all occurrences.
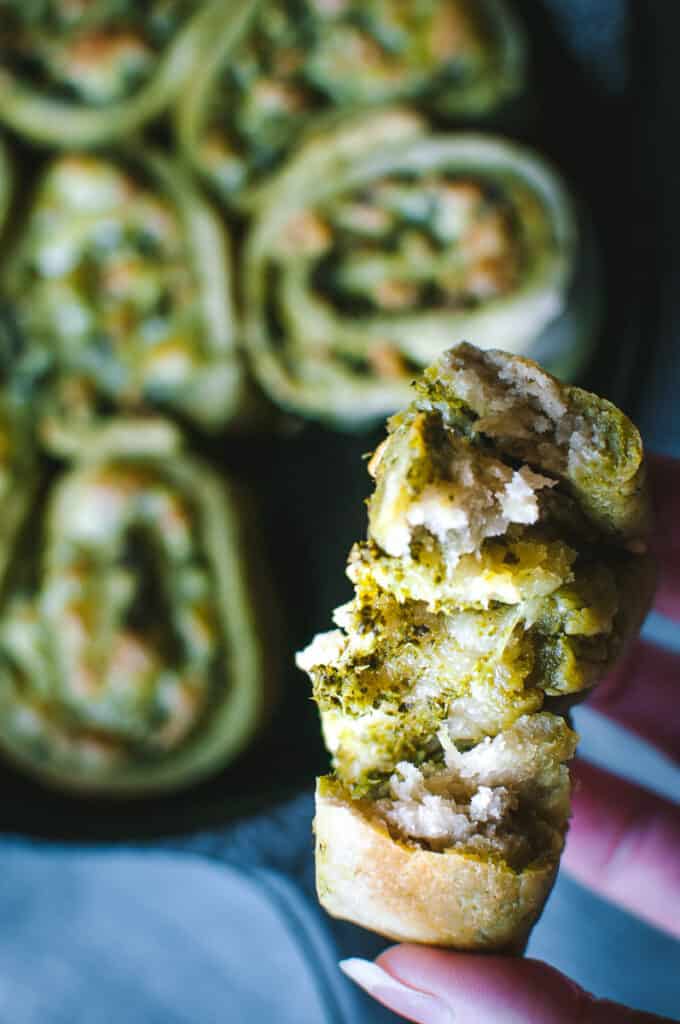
[298,342,654,950]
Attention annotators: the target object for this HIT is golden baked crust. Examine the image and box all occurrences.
[315,777,563,951]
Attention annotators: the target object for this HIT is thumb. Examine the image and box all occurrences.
[339,945,674,1023]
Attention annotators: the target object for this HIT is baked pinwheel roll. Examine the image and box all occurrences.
[3,149,248,455]
[243,115,600,428]
[298,343,654,949]
[176,0,527,211]
[0,445,268,794]
[0,0,224,146]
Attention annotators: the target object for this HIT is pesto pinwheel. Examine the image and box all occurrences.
[0,0,226,146]
[298,343,654,949]
[176,0,527,210]
[0,449,268,794]
[3,149,247,454]
[244,119,600,427]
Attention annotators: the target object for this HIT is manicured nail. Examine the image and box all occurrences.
[339,958,455,1023]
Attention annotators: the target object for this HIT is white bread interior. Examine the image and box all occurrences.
[315,712,575,948]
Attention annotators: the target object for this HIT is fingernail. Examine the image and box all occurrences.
[339,958,455,1023]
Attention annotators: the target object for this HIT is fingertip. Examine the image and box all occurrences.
[585,642,680,760]
[340,954,456,1023]
[376,946,587,1023]
[376,943,429,974]
[365,946,672,1021]
[653,580,680,622]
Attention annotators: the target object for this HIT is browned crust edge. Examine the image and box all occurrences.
[314,779,564,951]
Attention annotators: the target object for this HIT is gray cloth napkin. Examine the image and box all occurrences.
[0,832,394,1024]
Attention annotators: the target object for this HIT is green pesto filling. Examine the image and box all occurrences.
[197,0,495,200]
[308,555,629,795]
[349,529,578,612]
[300,345,652,800]
[260,171,547,387]
[289,174,525,317]
[364,346,649,615]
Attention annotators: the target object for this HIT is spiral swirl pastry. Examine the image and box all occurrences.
[0,0,226,146]
[0,449,267,793]
[3,149,247,454]
[176,0,526,210]
[243,114,600,428]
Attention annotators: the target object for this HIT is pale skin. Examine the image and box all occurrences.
[340,454,680,1023]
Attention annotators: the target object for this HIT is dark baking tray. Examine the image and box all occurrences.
[0,0,660,840]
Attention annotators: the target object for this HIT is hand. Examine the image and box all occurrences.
[340,454,680,1023]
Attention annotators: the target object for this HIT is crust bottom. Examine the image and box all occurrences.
[314,778,565,951]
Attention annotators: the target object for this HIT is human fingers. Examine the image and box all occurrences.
[563,759,680,938]
[586,640,679,761]
[648,453,680,620]
[339,946,675,1022]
